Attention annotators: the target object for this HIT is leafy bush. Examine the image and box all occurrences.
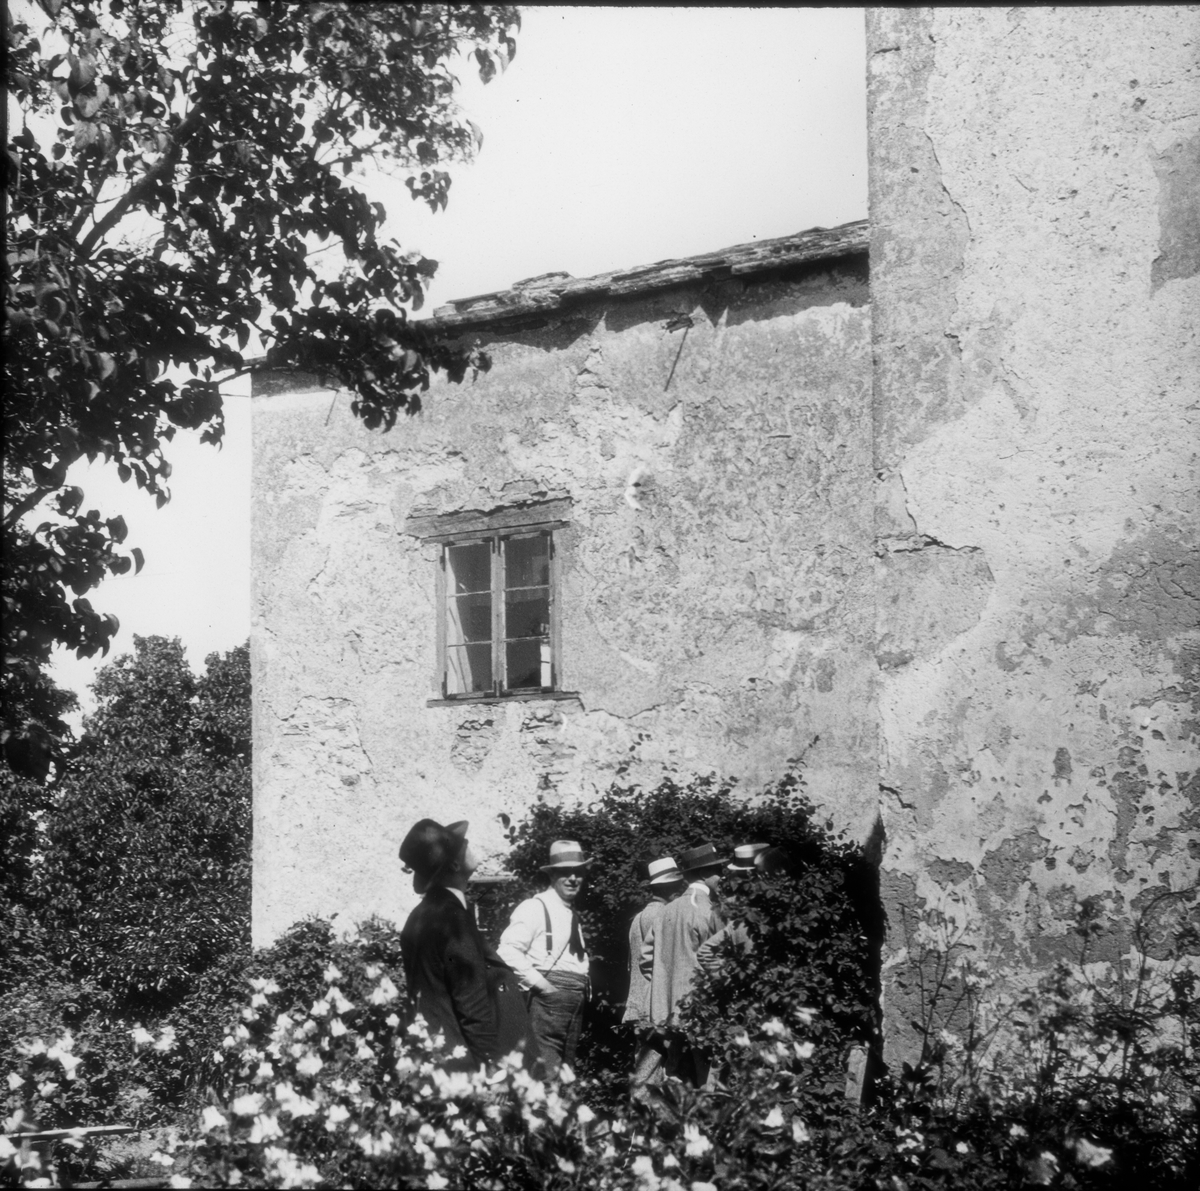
[485,765,881,1109]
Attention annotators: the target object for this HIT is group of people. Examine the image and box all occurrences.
[396,816,777,1089]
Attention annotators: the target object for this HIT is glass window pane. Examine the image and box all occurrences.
[447,541,491,594]
[446,644,493,695]
[505,588,549,640]
[506,638,550,690]
[505,534,549,589]
[447,593,492,645]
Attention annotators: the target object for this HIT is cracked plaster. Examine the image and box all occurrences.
[252,264,874,943]
[868,6,1199,1064]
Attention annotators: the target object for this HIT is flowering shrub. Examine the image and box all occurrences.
[489,764,881,1111]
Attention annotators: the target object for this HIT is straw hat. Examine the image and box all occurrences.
[645,855,685,886]
[728,843,769,871]
[539,839,594,873]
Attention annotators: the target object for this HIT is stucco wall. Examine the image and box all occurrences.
[867,7,1200,1062]
[252,263,874,944]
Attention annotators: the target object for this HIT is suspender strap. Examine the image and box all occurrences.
[542,897,554,958]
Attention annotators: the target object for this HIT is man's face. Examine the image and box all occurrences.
[458,841,480,878]
[702,869,722,892]
[551,869,585,904]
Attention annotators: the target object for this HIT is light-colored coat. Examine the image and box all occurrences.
[639,881,723,1028]
[623,896,669,1026]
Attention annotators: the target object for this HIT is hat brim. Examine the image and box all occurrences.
[539,859,594,873]
[648,872,685,886]
[682,860,727,876]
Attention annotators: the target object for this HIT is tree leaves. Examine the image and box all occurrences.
[34,637,253,1012]
[5,3,519,771]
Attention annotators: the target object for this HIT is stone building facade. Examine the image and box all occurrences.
[252,8,1198,1060]
[251,224,875,940]
[866,5,1198,1059]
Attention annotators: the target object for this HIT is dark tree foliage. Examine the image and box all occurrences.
[482,766,881,1110]
[36,635,252,1012]
[4,1,519,775]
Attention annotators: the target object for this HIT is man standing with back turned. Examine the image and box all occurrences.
[640,841,727,1087]
[498,839,593,1079]
[624,854,686,1097]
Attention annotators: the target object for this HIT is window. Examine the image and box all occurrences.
[407,501,570,702]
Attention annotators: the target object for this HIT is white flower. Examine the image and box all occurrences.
[7,1073,26,1090]
[761,1018,787,1037]
[364,964,381,979]
[310,999,330,1018]
[328,987,353,1014]
[731,1031,751,1048]
[369,977,400,1004]
[558,1062,576,1084]
[250,993,268,1009]
[792,1118,810,1144]
[248,1113,282,1144]
[1010,1124,1028,1138]
[793,1041,815,1061]
[426,1175,450,1190]
[329,1018,347,1037]
[691,1183,719,1191]
[150,1152,175,1168]
[130,1026,154,1048]
[956,1141,969,1154]
[46,1045,82,1081]
[0,1138,16,1161]
[355,1041,374,1061]
[230,1093,264,1117]
[577,1104,596,1124]
[168,1178,193,1189]
[1070,1138,1113,1168]
[632,1156,655,1175]
[154,1025,178,1053]
[385,1013,400,1028]
[683,1124,711,1157]
[762,1107,785,1129]
[200,1106,226,1133]
[323,963,343,983]
[793,1007,816,1026]
[325,1103,350,1130]
[254,1061,274,1082]
[556,1156,577,1173]
[296,1053,323,1077]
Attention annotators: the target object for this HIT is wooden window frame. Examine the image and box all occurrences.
[426,521,570,705]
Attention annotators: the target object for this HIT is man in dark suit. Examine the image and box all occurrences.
[398,818,527,1071]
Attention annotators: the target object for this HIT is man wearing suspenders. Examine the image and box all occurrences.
[498,839,592,1079]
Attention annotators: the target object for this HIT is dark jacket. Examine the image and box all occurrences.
[400,885,524,1069]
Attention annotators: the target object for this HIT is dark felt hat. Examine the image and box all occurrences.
[399,819,469,894]
[678,842,727,874]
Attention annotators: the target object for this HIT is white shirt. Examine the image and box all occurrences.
[497,886,590,989]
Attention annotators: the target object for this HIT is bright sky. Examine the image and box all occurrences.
[49,6,867,716]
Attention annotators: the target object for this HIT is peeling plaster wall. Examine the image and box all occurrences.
[868,7,1200,1062]
[252,265,873,944]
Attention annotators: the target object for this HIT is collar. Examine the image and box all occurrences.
[687,880,710,894]
[429,886,468,910]
[541,886,575,911]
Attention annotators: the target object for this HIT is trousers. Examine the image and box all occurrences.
[528,969,588,1080]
